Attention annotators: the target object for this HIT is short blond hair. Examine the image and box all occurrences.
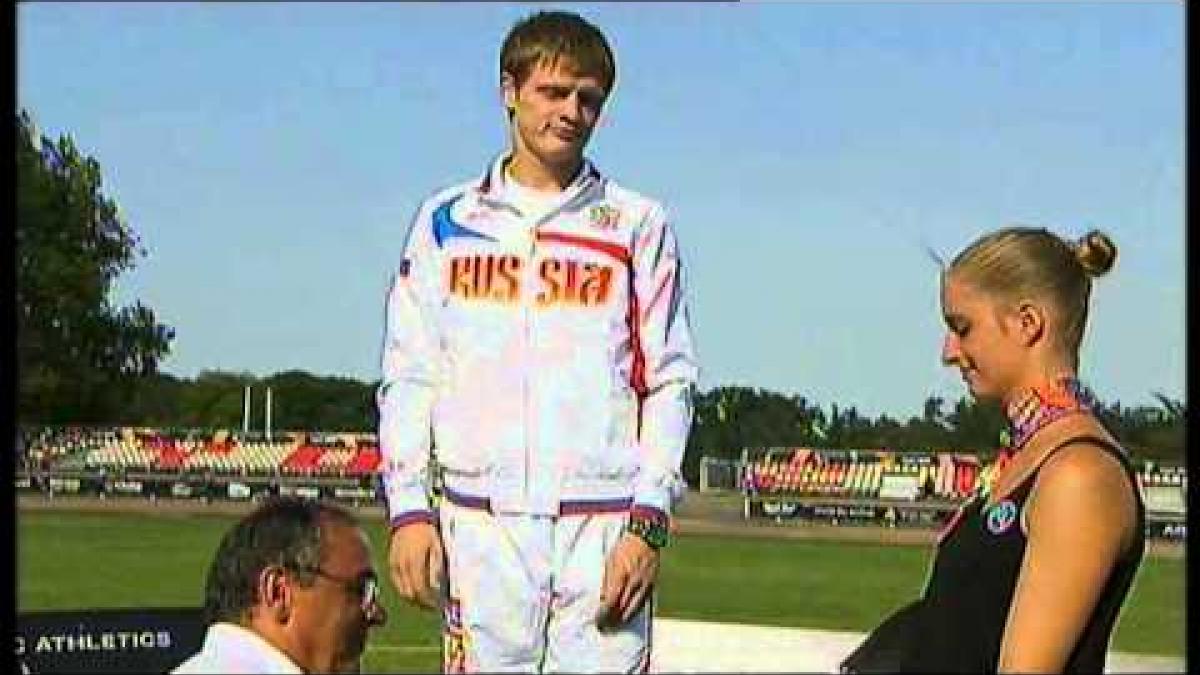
[948,226,1117,354]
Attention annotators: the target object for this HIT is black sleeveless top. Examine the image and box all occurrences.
[855,435,1146,673]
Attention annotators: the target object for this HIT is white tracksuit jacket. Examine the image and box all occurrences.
[378,156,698,523]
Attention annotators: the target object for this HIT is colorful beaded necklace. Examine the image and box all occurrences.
[938,376,1094,542]
[980,375,1095,500]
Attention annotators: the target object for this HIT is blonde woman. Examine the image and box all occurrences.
[844,227,1144,673]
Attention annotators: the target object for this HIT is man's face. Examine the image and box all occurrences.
[289,521,386,673]
[504,58,608,168]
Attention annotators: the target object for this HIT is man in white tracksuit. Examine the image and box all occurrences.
[378,10,699,673]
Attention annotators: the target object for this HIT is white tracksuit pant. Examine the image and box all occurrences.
[438,499,652,673]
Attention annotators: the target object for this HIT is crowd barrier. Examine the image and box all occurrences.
[733,446,1186,541]
[15,469,381,507]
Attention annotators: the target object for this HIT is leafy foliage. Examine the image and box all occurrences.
[16,111,175,424]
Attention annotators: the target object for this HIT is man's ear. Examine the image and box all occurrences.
[258,566,293,624]
[501,72,517,112]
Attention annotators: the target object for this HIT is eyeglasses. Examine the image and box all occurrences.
[302,566,381,613]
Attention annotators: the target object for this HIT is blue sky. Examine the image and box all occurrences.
[18,2,1184,418]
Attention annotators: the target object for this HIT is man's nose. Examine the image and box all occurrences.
[560,92,584,122]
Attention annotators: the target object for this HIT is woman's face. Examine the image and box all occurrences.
[940,274,1027,403]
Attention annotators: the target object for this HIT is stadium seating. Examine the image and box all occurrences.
[345,446,383,475]
[281,444,326,473]
[21,427,119,471]
[19,428,1184,501]
[743,448,982,502]
[56,431,300,476]
[34,428,378,477]
[738,445,1194,512]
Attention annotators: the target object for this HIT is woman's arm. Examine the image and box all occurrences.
[998,442,1136,673]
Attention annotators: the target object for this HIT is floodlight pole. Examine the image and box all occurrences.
[265,387,273,442]
[242,385,251,436]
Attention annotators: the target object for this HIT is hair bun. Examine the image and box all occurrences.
[1075,229,1117,277]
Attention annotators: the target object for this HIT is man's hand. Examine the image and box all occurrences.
[597,533,660,630]
[387,522,444,611]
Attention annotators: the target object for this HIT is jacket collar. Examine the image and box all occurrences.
[475,153,604,219]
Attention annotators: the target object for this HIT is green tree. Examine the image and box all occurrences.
[261,371,376,432]
[1094,395,1185,462]
[17,110,174,424]
[116,372,185,427]
[177,371,258,429]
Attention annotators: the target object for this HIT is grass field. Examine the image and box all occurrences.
[17,509,1185,673]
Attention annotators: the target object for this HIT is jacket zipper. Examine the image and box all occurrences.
[523,223,536,508]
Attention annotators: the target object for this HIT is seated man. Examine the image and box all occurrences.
[173,497,387,673]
